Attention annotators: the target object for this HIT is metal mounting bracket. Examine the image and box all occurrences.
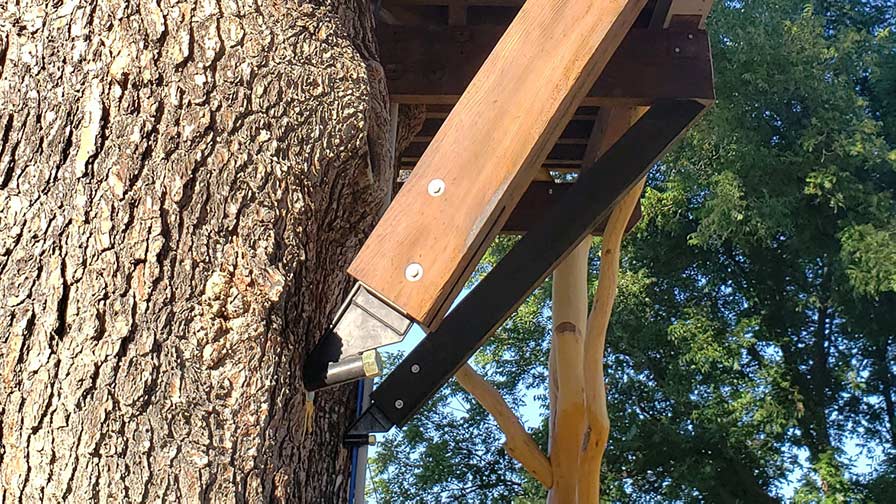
[344,99,707,443]
[304,283,413,391]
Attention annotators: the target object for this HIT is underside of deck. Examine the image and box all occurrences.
[376,0,714,183]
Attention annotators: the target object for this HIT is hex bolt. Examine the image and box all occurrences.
[395,399,405,409]
[405,263,424,282]
[411,364,421,373]
[428,178,446,197]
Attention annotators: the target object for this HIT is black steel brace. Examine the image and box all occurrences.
[345,99,707,446]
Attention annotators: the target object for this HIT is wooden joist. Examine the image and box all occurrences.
[662,0,712,28]
[379,26,714,107]
[379,0,714,29]
[383,0,524,5]
[349,0,649,328]
[422,106,600,121]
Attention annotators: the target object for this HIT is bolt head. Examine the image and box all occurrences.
[411,364,421,373]
[394,399,405,409]
[428,178,446,197]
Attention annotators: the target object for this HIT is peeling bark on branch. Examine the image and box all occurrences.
[578,178,644,503]
[577,106,647,503]
[547,240,590,503]
[0,0,391,501]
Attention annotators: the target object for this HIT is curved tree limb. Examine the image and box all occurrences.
[578,179,645,503]
[575,105,649,503]
[456,363,553,488]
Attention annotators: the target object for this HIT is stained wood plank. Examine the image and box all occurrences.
[379,25,714,107]
[349,0,648,328]
[448,0,468,24]
[383,0,523,6]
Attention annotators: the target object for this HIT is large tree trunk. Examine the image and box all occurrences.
[0,0,392,501]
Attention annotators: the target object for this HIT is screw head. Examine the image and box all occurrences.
[411,364,421,373]
[674,47,681,54]
[394,399,405,409]
[405,263,423,282]
[428,178,446,197]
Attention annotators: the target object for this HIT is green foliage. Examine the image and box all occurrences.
[371,0,896,501]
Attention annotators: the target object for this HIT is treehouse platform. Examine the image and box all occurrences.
[307,0,716,449]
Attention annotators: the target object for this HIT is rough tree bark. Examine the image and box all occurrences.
[0,0,394,501]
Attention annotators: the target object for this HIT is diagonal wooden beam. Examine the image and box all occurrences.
[501,182,641,236]
[379,25,714,107]
[349,0,649,329]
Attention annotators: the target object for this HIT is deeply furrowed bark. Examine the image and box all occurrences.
[0,0,392,501]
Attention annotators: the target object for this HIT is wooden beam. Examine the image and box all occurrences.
[401,139,586,161]
[379,25,714,107]
[383,0,523,6]
[448,0,468,25]
[349,0,648,328]
[502,182,641,236]
[424,110,599,121]
[649,0,675,29]
[663,0,713,29]
[400,156,585,169]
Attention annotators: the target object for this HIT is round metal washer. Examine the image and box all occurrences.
[405,263,424,282]
[428,178,446,197]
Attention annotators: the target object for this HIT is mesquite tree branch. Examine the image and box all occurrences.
[547,240,591,502]
[578,178,645,503]
[456,364,553,488]
[574,105,649,503]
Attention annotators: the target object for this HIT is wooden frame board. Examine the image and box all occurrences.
[349,0,649,328]
[379,26,714,107]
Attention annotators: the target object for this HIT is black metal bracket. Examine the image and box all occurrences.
[344,99,707,443]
